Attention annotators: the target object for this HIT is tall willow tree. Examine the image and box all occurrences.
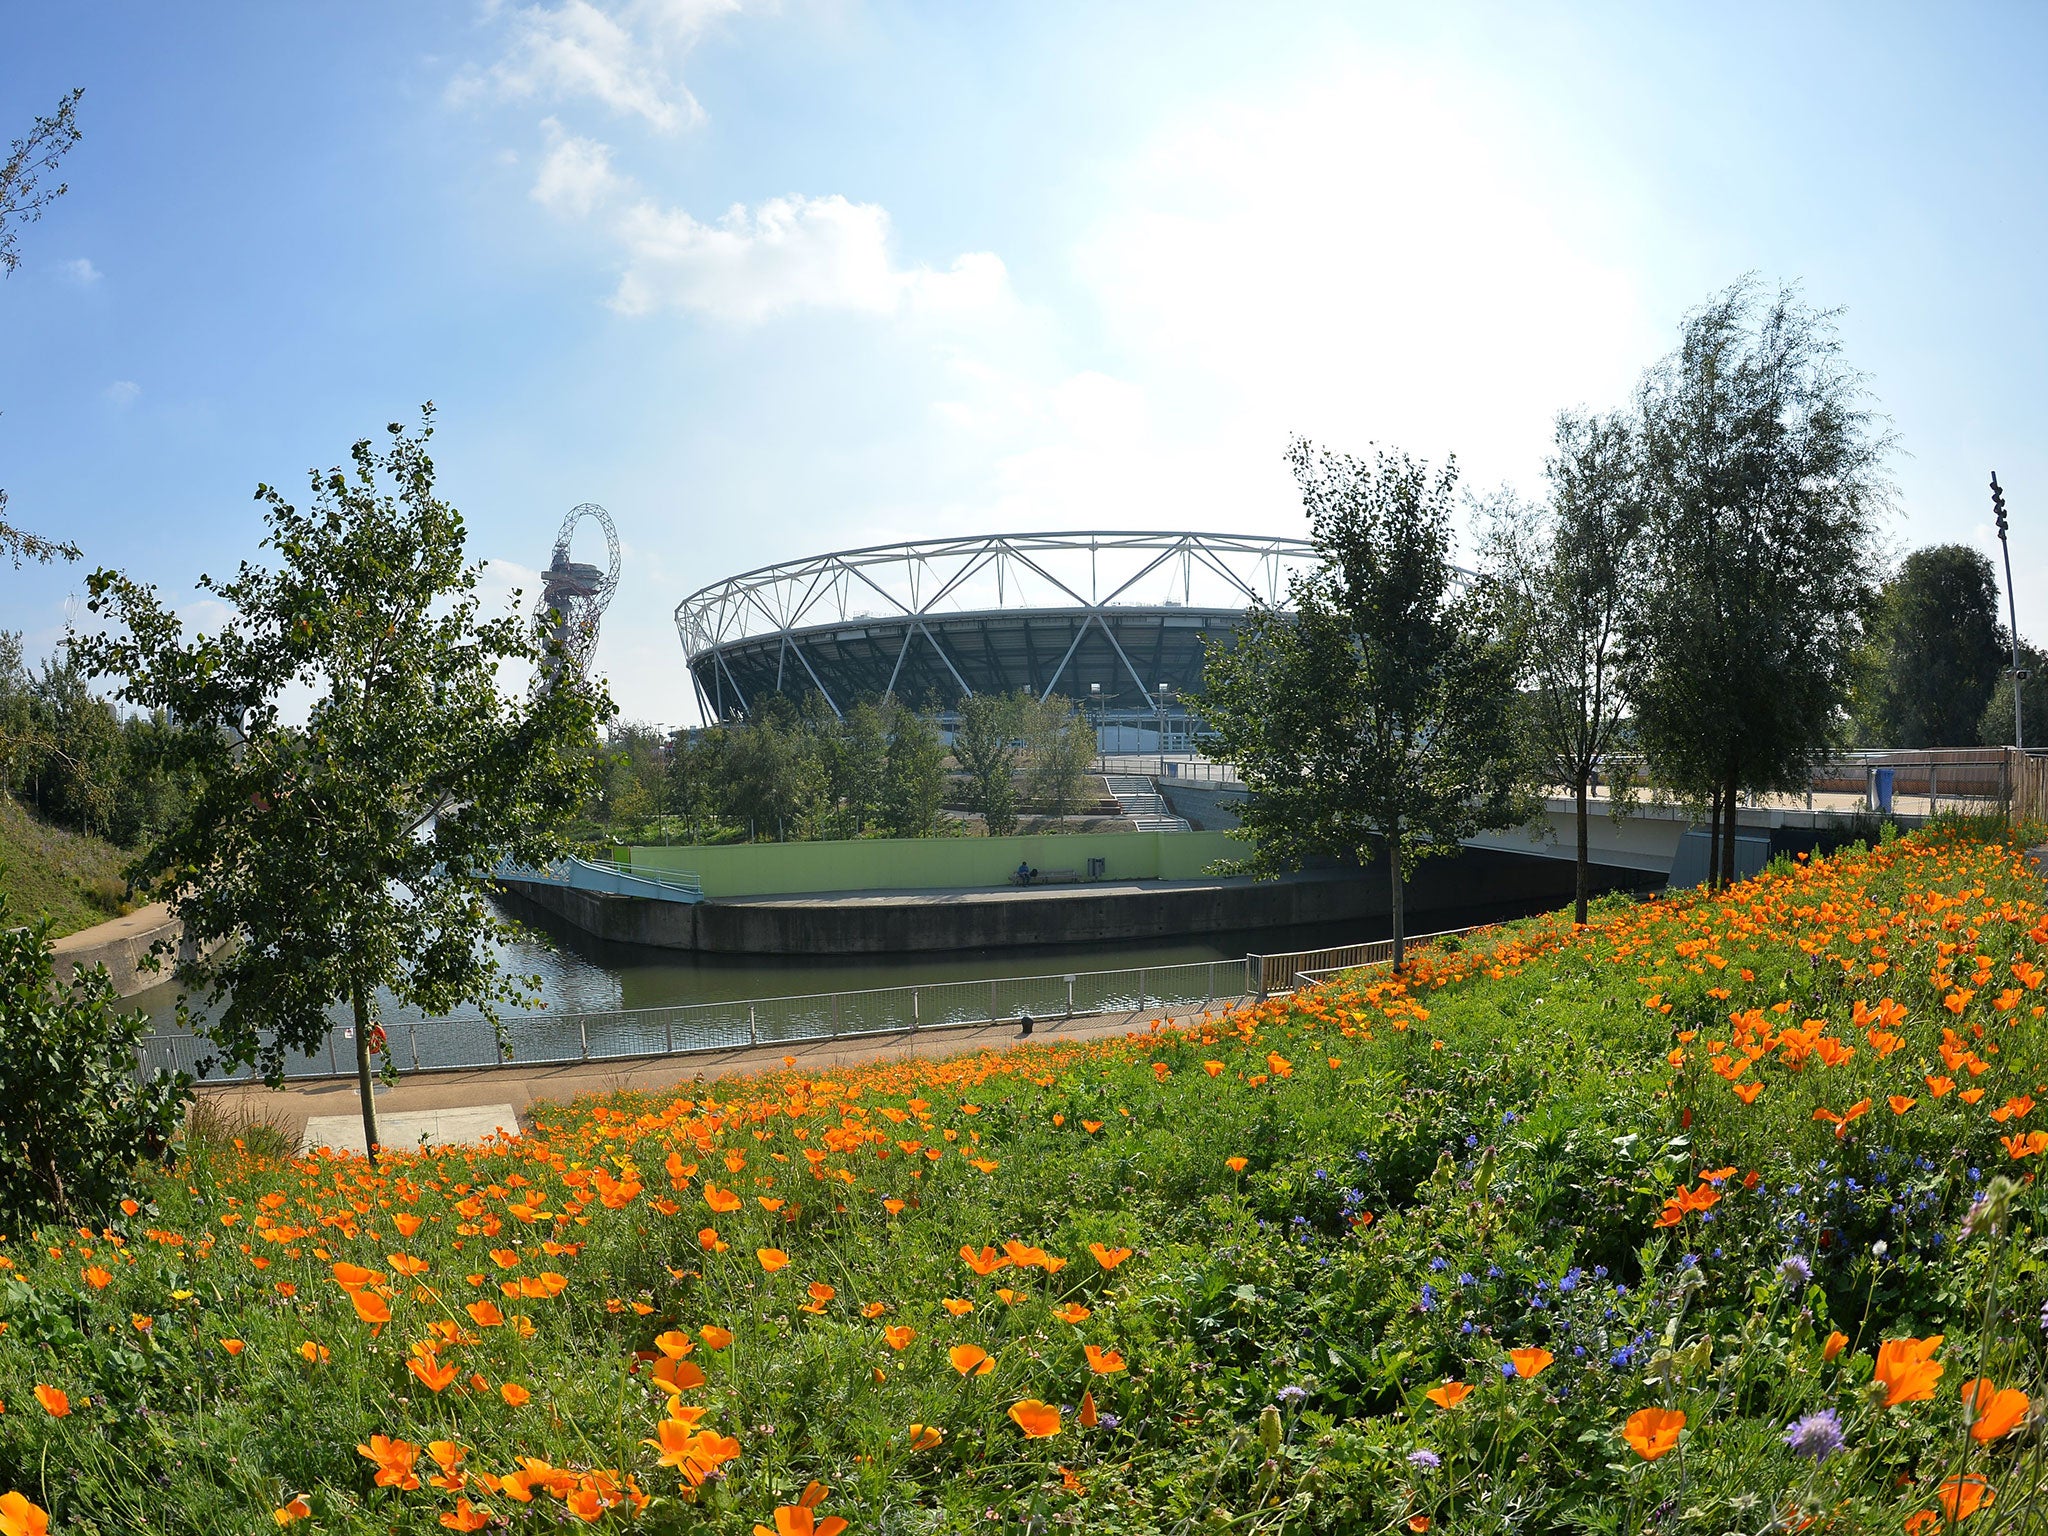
[1201,438,1528,965]
[1624,280,1891,887]
[77,410,609,1160]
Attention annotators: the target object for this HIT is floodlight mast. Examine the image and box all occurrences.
[535,502,620,690]
[1993,473,2025,751]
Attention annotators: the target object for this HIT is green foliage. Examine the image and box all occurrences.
[0,891,186,1235]
[0,790,140,936]
[0,632,195,847]
[1978,638,2048,747]
[1201,437,1529,959]
[5,830,2048,1528]
[1624,278,1891,883]
[953,691,1022,835]
[74,409,608,1157]
[1020,693,1096,826]
[1479,408,1647,922]
[1852,544,2006,747]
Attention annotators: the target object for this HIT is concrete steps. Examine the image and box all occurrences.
[1102,774,1191,833]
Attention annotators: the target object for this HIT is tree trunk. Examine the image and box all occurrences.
[1706,785,1723,891]
[1388,826,1406,970]
[352,977,381,1165]
[1574,775,1591,925]
[1720,769,1740,889]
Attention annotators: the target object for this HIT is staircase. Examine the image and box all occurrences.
[1102,774,1191,832]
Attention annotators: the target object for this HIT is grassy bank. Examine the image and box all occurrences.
[0,792,137,938]
[5,823,2048,1531]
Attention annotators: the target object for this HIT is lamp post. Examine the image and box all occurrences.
[1994,472,2027,750]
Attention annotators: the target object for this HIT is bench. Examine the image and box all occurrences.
[1010,868,1082,886]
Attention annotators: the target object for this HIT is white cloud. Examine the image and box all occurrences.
[914,64,1665,549]
[61,257,100,285]
[531,118,629,216]
[608,193,1012,323]
[103,380,139,406]
[454,0,746,132]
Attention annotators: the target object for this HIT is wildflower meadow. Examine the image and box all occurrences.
[7,821,2048,1533]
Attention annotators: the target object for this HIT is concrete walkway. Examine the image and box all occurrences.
[195,1000,1244,1154]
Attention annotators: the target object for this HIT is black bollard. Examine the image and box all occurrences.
[1018,1012,1034,1038]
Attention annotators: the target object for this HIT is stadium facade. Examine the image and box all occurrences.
[674,532,1317,749]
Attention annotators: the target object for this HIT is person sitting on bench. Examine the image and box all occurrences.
[1016,860,1033,884]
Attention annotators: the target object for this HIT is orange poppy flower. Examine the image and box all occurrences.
[1008,1399,1062,1438]
[908,1423,945,1451]
[1084,1345,1127,1374]
[350,1290,392,1332]
[884,1326,916,1351]
[500,1382,532,1406]
[1888,1096,1917,1115]
[1425,1381,1471,1409]
[392,1211,423,1237]
[299,1340,330,1365]
[959,1245,1009,1276]
[1079,1389,1099,1427]
[357,1434,422,1490]
[387,1253,428,1278]
[703,1183,742,1213]
[1873,1335,1945,1406]
[439,1497,492,1532]
[1508,1348,1553,1380]
[32,1385,68,1418]
[408,1356,459,1393]
[1051,1303,1092,1325]
[700,1325,735,1350]
[756,1248,790,1273]
[467,1301,504,1328]
[948,1344,995,1376]
[1731,1082,1763,1104]
[1203,1061,1225,1076]
[943,1297,975,1316]
[219,1338,245,1356]
[1936,1474,1994,1520]
[331,1261,377,1292]
[1088,1244,1134,1271]
[1622,1406,1684,1461]
[1962,1378,2031,1442]
[271,1496,311,1527]
[1226,1157,1249,1172]
[1822,1330,1848,1362]
[81,1265,112,1290]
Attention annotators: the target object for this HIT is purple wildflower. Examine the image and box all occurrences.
[1784,1409,1845,1463]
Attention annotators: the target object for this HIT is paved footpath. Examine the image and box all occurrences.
[195,1000,1249,1155]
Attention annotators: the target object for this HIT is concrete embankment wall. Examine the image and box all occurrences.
[48,902,182,997]
[627,828,1241,899]
[497,846,1658,956]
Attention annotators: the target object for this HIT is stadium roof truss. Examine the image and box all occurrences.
[674,531,1320,722]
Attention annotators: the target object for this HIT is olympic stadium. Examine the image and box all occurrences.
[674,532,1318,748]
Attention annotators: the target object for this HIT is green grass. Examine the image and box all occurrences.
[5,824,2048,1531]
[0,791,139,937]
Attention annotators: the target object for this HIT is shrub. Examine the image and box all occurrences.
[0,893,188,1234]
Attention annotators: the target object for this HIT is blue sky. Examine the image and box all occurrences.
[4,2,2046,726]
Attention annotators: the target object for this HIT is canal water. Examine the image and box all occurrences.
[133,890,1562,1076]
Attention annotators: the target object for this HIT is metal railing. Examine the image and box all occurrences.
[140,956,1262,1084]
[1247,925,1472,997]
[496,855,703,903]
[1093,754,1245,787]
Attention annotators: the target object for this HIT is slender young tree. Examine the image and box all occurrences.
[1022,693,1094,827]
[878,701,947,838]
[1200,438,1528,965]
[1624,279,1892,887]
[76,410,609,1160]
[953,692,1020,836]
[1479,409,1646,923]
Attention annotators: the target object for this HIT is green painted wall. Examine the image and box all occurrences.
[628,830,1246,899]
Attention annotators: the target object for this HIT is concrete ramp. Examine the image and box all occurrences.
[302,1104,520,1155]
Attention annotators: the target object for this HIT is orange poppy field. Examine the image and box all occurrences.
[5,820,2048,1531]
